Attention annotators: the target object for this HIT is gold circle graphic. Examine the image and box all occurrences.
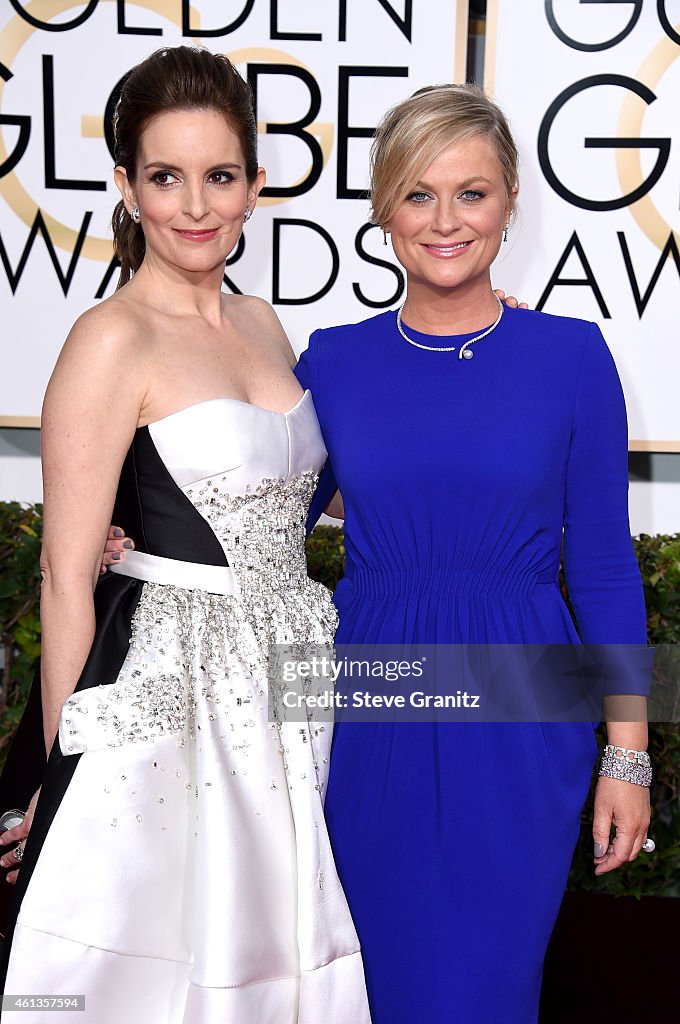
[616,25,680,252]
[227,46,335,208]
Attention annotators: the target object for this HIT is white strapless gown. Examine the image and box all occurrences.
[3,392,370,1023]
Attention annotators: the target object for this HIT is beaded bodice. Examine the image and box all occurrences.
[187,470,319,598]
[145,390,325,580]
[146,390,331,627]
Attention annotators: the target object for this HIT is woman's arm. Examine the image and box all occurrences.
[39,305,146,754]
[563,326,647,646]
[562,323,650,874]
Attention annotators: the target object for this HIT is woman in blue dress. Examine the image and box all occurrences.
[44,84,651,1022]
[292,86,652,1022]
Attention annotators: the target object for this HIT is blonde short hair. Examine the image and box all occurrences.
[370,84,519,228]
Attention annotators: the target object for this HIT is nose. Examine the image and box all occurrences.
[431,201,462,235]
[183,178,210,221]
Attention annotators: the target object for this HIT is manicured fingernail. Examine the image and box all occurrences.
[594,843,604,857]
[123,540,134,549]
[111,551,121,560]
[113,528,124,537]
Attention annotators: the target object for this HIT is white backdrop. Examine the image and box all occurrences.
[0,0,467,425]
[0,1,678,533]
[486,0,680,451]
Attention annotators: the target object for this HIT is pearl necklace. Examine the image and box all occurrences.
[396,293,504,360]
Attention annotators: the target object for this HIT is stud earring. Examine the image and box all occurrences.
[243,208,252,223]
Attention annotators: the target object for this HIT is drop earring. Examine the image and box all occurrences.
[382,228,388,246]
[502,223,509,243]
[243,208,252,223]
[131,207,140,224]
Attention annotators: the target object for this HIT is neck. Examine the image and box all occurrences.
[401,275,499,335]
[129,253,227,324]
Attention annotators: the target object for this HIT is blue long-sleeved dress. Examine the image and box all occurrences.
[295,306,647,1023]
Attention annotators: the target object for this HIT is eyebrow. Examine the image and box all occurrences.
[414,176,494,189]
[143,161,243,172]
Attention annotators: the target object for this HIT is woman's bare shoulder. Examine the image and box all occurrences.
[66,292,152,354]
[45,294,153,419]
[48,298,157,407]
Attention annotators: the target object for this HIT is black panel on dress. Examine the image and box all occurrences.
[113,427,228,566]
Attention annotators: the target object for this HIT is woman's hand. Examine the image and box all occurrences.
[592,776,651,874]
[0,788,41,884]
[494,288,529,309]
[100,525,135,574]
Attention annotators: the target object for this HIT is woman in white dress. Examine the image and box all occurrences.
[0,45,369,1024]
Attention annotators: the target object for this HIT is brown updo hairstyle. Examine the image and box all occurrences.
[370,84,519,230]
[112,46,258,289]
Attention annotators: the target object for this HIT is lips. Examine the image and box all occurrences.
[422,241,472,258]
[172,228,220,242]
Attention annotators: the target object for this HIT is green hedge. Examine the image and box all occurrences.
[1,508,678,897]
[0,502,42,739]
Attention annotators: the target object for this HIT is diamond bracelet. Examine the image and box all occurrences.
[598,744,652,787]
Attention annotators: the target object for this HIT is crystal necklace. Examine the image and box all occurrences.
[396,293,504,360]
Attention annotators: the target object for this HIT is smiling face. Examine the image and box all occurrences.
[387,134,516,299]
[115,108,265,276]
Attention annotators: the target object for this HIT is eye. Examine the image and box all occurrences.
[208,170,235,185]
[406,190,432,204]
[458,189,485,201]
[150,171,178,188]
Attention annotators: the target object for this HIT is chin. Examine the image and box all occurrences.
[168,251,229,273]
[417,271,473,292]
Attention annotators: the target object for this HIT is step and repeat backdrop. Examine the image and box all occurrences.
[0,0,467,426]
[0,1,678,527]
[486,0,680,451]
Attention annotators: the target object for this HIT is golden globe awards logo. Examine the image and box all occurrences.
[0,0,433,307]
[534,1,680,317]
[2,1,467,423]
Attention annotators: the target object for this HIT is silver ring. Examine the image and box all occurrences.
[642,838,656,853]
[13,844,23,863]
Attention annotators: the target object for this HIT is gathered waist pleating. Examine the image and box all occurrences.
[109,550,237,596]
[333,565,580,646]
[342,565,557,600]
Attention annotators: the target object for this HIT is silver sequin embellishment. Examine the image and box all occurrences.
[59,471,337,762]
